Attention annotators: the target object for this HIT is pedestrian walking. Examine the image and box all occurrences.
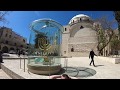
[0,50,4,63]
[89,49,97,67]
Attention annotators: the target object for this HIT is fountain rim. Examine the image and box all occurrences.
[29,18,64,32]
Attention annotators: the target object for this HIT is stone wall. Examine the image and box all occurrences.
[61,19,98,57]
[68,43,98,57]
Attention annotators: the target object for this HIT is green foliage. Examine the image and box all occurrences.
[93,15,116,55]
[114,11,120,35]
[110,34,120,50]
[114,11,120,23]
[97,29,107,51]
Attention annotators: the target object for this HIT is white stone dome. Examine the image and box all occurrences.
[69,14,91,24]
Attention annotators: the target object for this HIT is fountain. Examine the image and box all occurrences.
[27,18,63,75]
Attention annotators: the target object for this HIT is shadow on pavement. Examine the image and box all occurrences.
[95,65,104,67]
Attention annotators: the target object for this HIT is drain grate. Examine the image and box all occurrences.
[61,67,96,78]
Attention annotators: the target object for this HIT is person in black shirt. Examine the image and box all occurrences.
[0,50,3,63]
[89,49,97,67]
[18,50,21,57]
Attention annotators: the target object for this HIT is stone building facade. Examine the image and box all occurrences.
[0,26,28,53]
[61,14,98,57]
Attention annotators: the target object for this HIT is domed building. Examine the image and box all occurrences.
[61,14,98,57]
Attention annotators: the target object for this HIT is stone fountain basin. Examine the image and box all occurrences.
[27,64,61,75]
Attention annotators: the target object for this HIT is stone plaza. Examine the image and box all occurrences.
[1,54,120,79]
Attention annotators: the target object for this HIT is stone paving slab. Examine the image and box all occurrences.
[0,69,12,79]
[1,56,120,79]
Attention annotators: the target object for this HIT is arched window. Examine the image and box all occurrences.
[80,18,82,21]
[64,51,66,54]
[65,28,67,31]
[71,46,74,52]
[5,34,8,37]
[73,20,74,23]
[9,35,11,38]
[23,39,25,43]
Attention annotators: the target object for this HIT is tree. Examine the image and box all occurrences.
[114,11,120,23]
[0,11,10,23]
[114,11,120,35]
[110,34,120,52]
[93,16,116,55]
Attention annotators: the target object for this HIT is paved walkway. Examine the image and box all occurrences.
[65,57,120,79]
[1,55,120,79]
[0,68,11,79]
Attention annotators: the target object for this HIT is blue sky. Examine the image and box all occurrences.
[0,11,117,43]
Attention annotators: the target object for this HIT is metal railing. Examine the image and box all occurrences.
[3,55,72,74]
[19,56,26,72]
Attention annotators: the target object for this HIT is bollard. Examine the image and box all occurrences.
[64,58,68,71]
[20,57,21,69]
[24,58,25,72]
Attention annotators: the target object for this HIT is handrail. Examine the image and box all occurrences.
[20,57,21,69]
[28,56,72,58]
[19,56,26,72]
[24,58,25,72]
[4,55,72,73]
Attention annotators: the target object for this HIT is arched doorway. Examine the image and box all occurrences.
[2,46,8,53]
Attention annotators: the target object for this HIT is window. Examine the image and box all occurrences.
[80,26,84,29]
[73,20,74,23]
[87,19,90,21]
[5,40,8,44]
[65,28,67,31]
[80,18,82,21]
[71,46,74,52]
[23,39,25,43]
[9,35,11,38]
[116,36,119,40]
[5,34,8,37]
[64,51,66,54]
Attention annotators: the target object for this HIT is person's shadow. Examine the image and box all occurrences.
[95,65,104,67]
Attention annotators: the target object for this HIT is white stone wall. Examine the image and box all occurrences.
[61,20,98,57]
[61,33,69,56]
[61,26,70,56]
[68,43,98,57]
